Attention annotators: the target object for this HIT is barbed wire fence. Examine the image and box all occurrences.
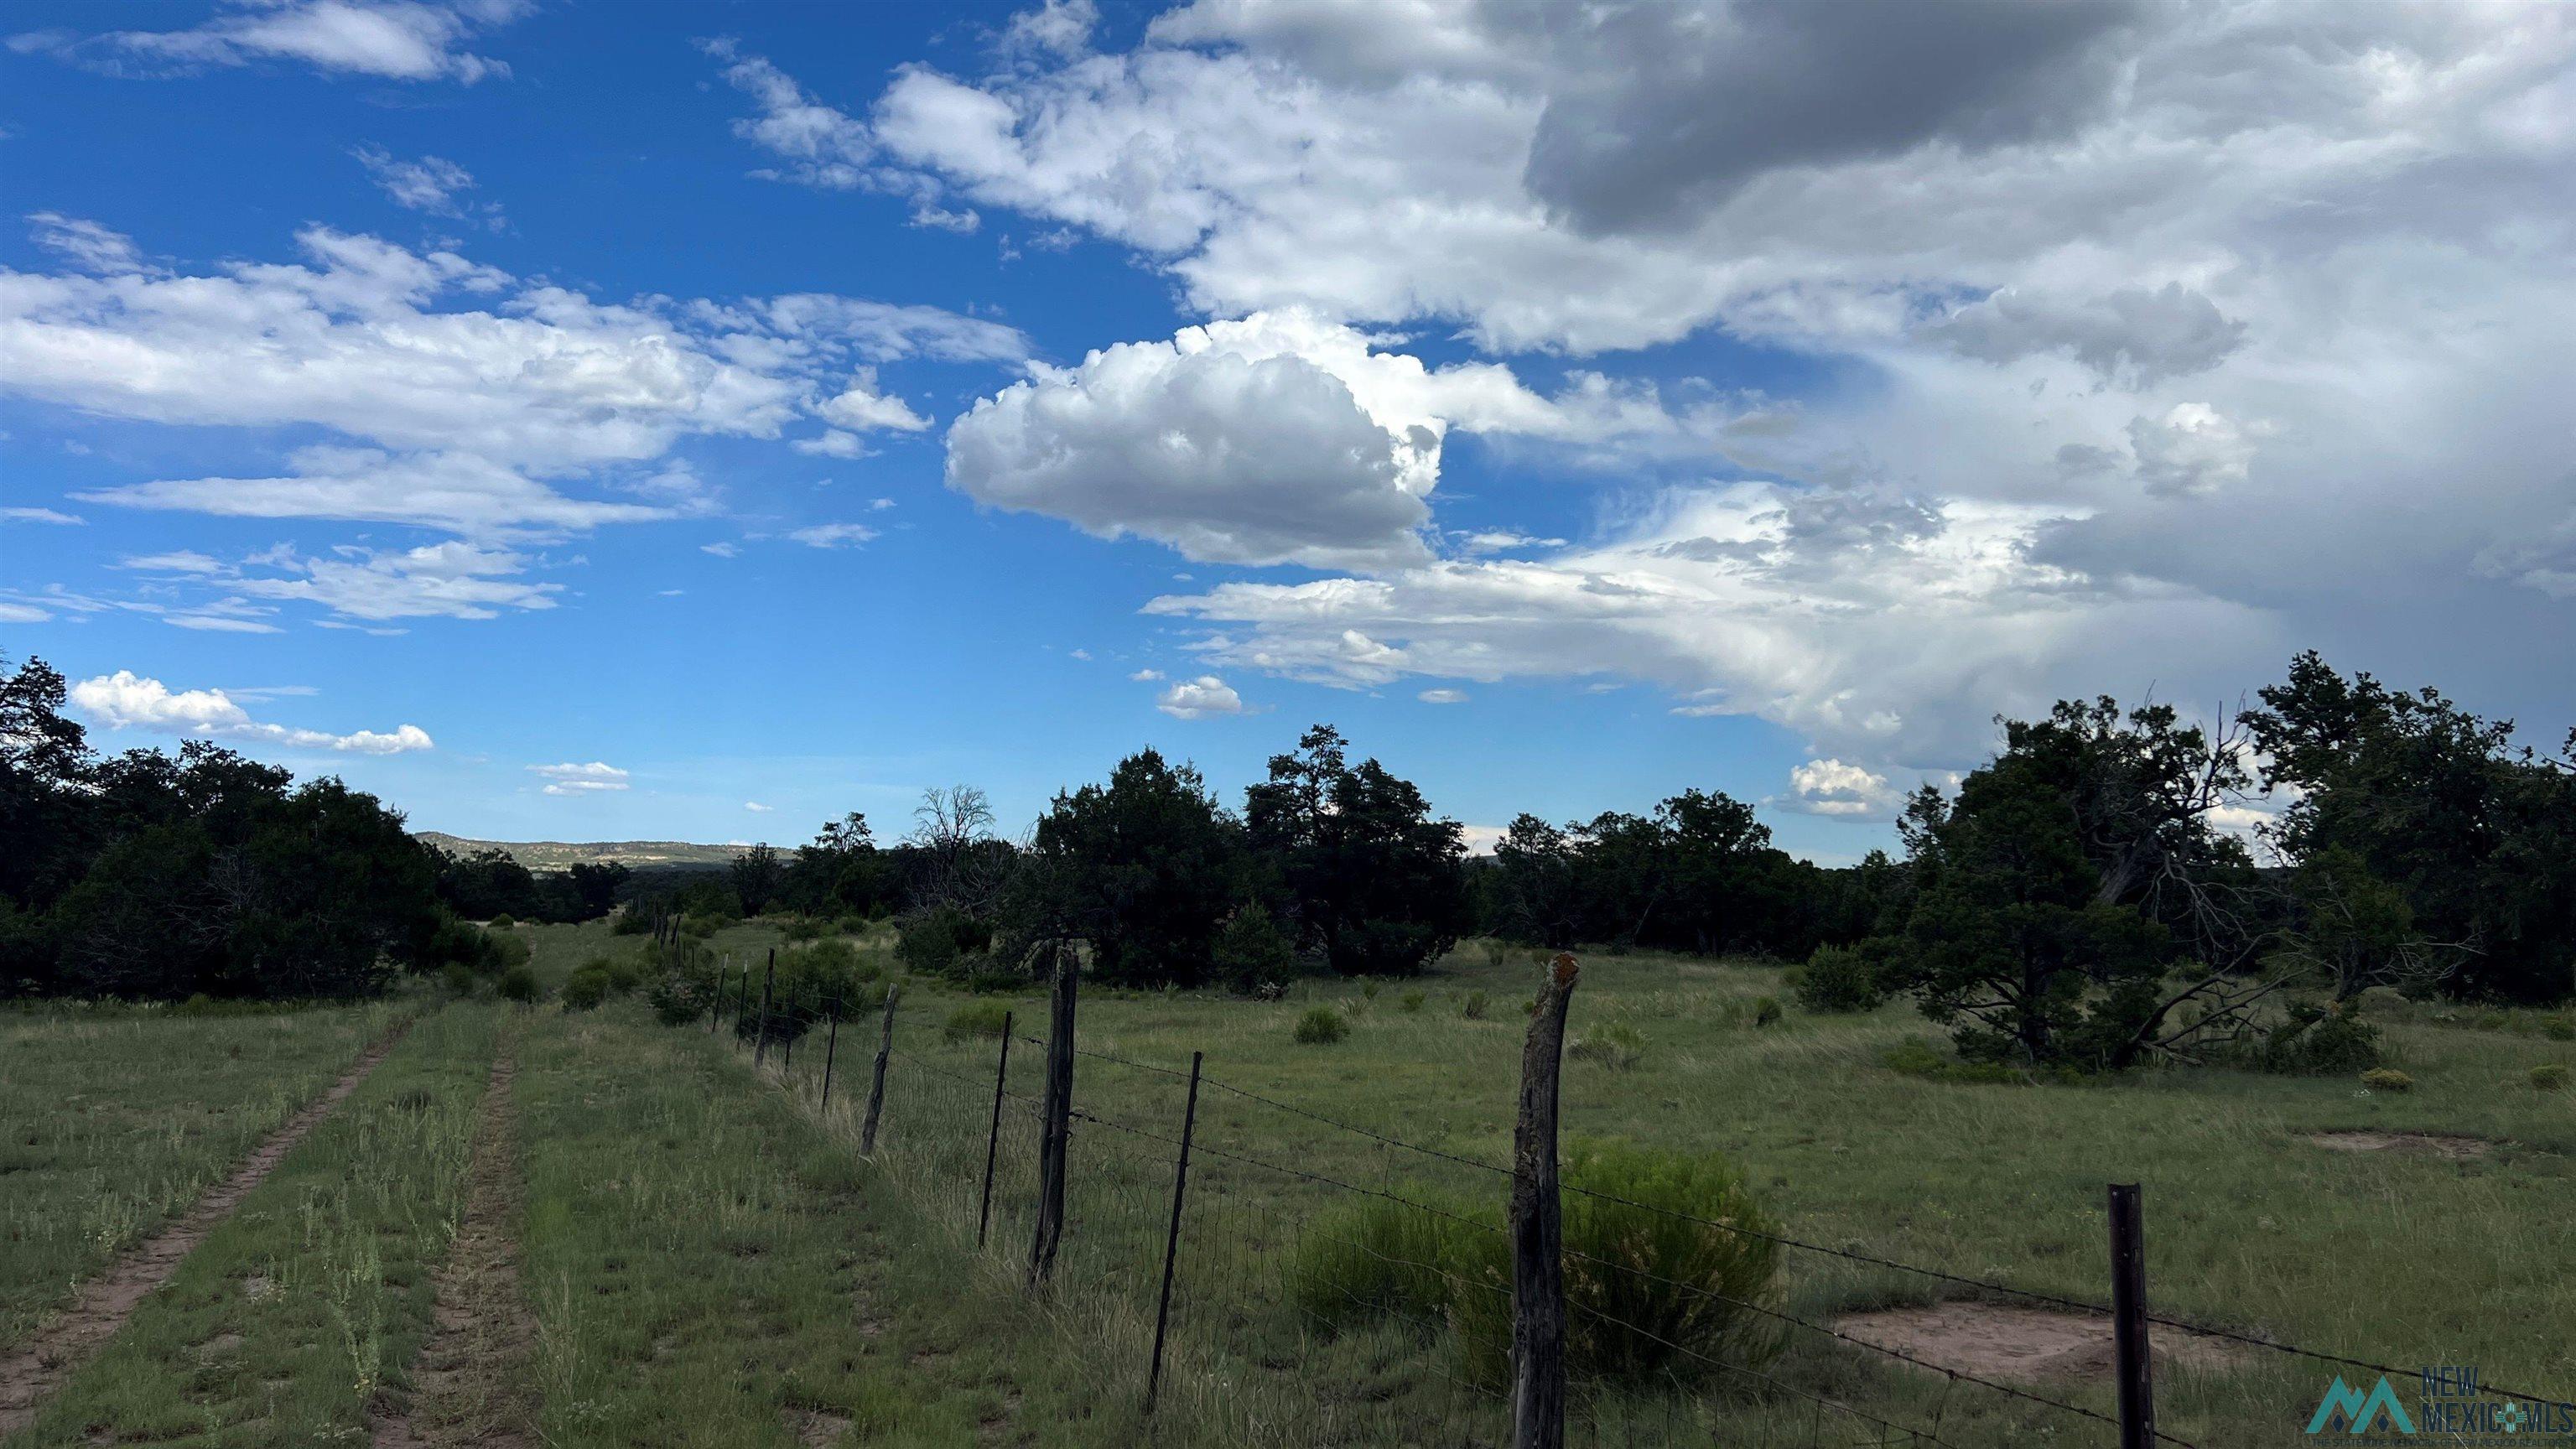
[655,931,2571,1449]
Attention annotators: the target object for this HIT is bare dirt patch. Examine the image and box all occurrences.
[1834,1302,2254,1384]
[371,1054,539,1449]
[788,1406,854,1447]
[0,1021,413,1436]
[2308,1130,2496,1159]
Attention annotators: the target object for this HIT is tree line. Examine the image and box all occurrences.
[9,649,2570,1040]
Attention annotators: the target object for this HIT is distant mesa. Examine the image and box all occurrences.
[413,832,747,871]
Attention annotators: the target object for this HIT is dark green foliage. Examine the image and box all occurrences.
[2259,1001,2381,1074]
[2245,652,2576,1003]
[1751,995,1781,1027]
[560,967,610,1010]
[1789,944,1883,1013]
[497,964,540,1003]
[10,693,445,1000]
[783,813,898,919]
[439,961,478,995]
[1287,1190,1472,1331]
[730,843,785,917]
[1293,1006,1348,1044]
[2532,1065,2569,1092]
[1247,725,1469,977]
[2544,1017,2575,1042]
[487,912,517,930]
[895,902,992,979]
[1881,1037,2088,1087]
[2360,1067,2414,1092]
[1214,901,1295,995]
[1019,750,1242,987]
[1874,697,2258,1069]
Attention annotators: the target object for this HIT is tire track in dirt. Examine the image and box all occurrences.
[371,1052,538,1449]
[0,1020,415,1437]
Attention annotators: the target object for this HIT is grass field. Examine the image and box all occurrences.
[3,923,2568,1446]
[0,1000,400,1343]
[13,1004,495,1446]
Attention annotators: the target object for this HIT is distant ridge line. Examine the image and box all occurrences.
[413,832,748,870]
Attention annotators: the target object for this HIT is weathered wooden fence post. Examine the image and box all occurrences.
[819,1008,841,1111]
[1026,947,1078,1290]
[709,963,727,1034]
[735,958,753,1035]
[753,948,776,1067]
[1510,953,1579,1449]
[977,1011,1017,1249]
[860,984,901,1155]
[1143,1049,1204,1415]
[2109,1182,2155,1449]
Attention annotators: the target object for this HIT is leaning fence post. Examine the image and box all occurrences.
[735,958,752,1035]
[819,1007,841,1111]
[1026,947,1078,1290]
[1509,953,1578,1449]
[861,984,901,1154]
[753,948,776,1067]
[709,964,726,1034]
[977,1011,1017,1249]
[2109,1183,2155,1449]
[1144,1049,1204,1415]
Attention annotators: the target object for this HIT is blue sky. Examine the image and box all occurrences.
[5,1,2572,860]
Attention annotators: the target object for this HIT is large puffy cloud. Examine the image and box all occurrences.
[71,671,434,754]
[946,309,1732,567]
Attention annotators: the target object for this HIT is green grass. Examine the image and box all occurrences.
[10,924,2571,1446]
[709,928,2576,1447]
[15,1004,496,1446]
[0,999,401,1343]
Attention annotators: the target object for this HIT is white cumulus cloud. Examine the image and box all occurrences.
[1155,675,1247,719]
[71,670,433,754]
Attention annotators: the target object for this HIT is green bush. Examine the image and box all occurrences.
[497,965,539,1004]
[2260,1002,2381,1074]
[439,961,478,996]
[1287,1193,1474,1332]
[1294,1007,1349,1045]
[943,1000,1015,1044]
[1399,989,1426,1013]
[611,906,653,936]
[647,969,715,1026]
[1460,991,1489,1021]
[835,914,872,936]
[2530,1064,2569,1092]
[491,931,531,970]
[602,956,643,994]
[1752,996,1782,1027]
[679,914,719,941]
[782,917,826,943]
[1788,945,1883,1014]
[2542,1017,2575,1042]
[2360,1067,2415,1093]
[560,967,610,1011]
[1569,1021,1645,1071]
[486,913,516,931]
[1292,1142,1783,1389]
[897,904,992,979]
[1216,901,1296,995]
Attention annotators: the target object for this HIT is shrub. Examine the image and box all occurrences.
[1295,1143,1784,1389]
[1287,1194,1474,1332]
[1294,1007,1349,1045]
[1216,902,1296,995]
[602,956,643,994]
[487,913,517,930]
[1569,1021,1646,1070]
[944,1000,1015,1044]
[2531,1064,2569,1092]
[2542,1017,2575,1043]
[1789,945,1882,1014]
[1361,980,1381,1000]
[2260,1002,2381,1074]
[497,965,539,1003]
[2360,1067,2415,1093]
[560,968,610,1011]
[611,906,653,937]
[491,931,531,971]
[1752,996,1782,1027]
[679,914,719,941]
[647,969,714,1026]
[1460,991,1489,1021]
[439,961,478,996]
[1399,989,1426,1013]
[835,914,872,936]
[897,904,992,979]
[782,917,826,943]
